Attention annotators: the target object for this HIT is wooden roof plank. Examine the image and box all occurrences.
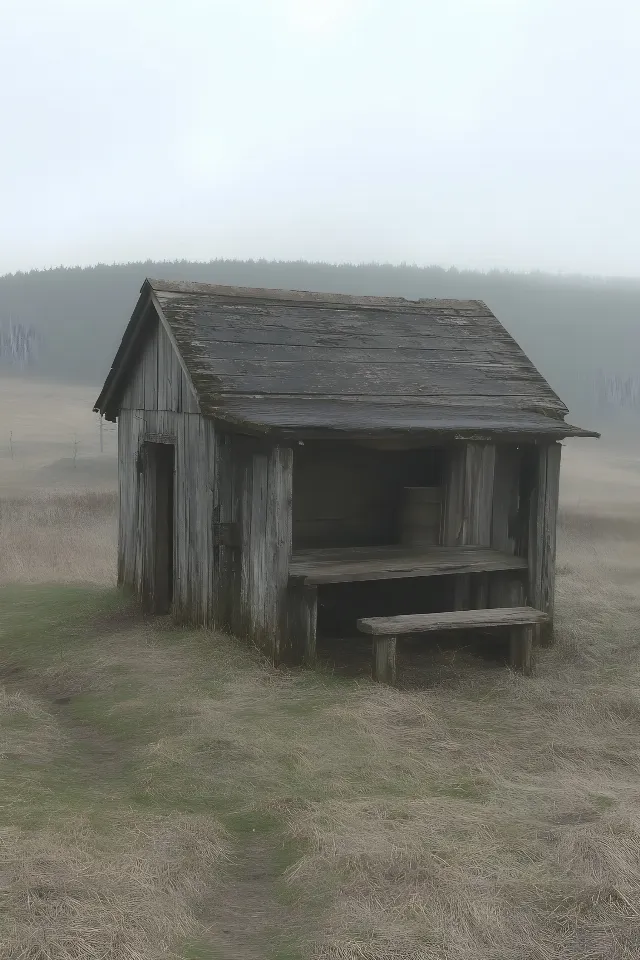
[93,278,598,439]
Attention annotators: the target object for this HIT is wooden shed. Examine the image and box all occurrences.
[95,279,598,682]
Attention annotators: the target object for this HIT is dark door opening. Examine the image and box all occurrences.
[151,442,175,614]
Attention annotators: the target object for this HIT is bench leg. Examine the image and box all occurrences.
[509,626,533,675]
[288,584,317,665]
[372,636,397,685]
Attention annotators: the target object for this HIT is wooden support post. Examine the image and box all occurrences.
[288,583,318,665]
[372,636,397,685]
[509,626,533,675]
[528,443,562,646]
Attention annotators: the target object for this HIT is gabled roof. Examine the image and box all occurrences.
[95,279,598,439]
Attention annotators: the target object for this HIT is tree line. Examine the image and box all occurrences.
[1,258,639,432]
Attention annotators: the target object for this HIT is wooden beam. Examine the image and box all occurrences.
[528,443,562,644]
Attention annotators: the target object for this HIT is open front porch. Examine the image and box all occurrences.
[287,543,537,682]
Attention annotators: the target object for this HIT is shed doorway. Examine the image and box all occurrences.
[148,442,175,615]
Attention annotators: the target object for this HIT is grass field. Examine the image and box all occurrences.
[2,380,640,958]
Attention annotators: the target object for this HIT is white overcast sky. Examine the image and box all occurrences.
[1,0,639,277]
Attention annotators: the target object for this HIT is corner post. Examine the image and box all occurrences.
[528,442,561,645]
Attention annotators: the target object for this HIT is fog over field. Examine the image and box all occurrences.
[2,0,640,952]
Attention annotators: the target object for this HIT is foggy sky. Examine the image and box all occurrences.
[1,0,639,278]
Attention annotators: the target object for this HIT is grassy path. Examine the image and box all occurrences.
[2,549,640,959]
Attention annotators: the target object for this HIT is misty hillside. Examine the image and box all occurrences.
[1,259,639,436]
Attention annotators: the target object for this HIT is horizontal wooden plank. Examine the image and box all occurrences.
[289,544,527,585]
[152,281,491,313]
[183,340,500,365]
[189,360,550,399]
[207,397,591,436]
[357,606,548,636]
[168,306,511,343]
[181,326,516,351]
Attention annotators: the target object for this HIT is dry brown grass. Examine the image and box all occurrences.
[2,428,640,958]
[2,814,228,960]
[0,492,117,585]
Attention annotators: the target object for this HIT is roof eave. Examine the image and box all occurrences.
[210,413,600,443]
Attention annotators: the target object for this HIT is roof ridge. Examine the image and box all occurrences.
[146,278,487,310]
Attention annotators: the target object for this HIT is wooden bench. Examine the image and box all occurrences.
[356,606,549,684]
[288,544,528,664]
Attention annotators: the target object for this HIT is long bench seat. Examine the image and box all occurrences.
[356,606,548,684]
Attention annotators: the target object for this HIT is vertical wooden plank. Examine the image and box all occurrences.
[443,445,467,608]
[491,445,520,555]
[157,321,167,410]
[174,416,187,622]
[213,433,234,632]
[466,442,495,609]
[529,442,561,645]
[540,442,561,642]
[173,342,184,413]
[372,637,397,685]
[490,444,523,608]
[203,418,217,626]
[237,448,253,640]
[143,324,158,411]
[266,446,293,663]
[444,443,495,610]
[463,443,495,546]
[250,453,269,647]
[442,445,465,547]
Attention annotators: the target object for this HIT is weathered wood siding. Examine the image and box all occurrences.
[120,319,200,415]
[527,442,562,643]
[117,314,216,626]
[490,444,526,608]
[211,437,293,660]
[442,442,496,608]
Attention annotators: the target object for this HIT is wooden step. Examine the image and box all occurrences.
[357,606,548,636]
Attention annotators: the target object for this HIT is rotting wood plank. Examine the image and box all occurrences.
[357,606,548,635]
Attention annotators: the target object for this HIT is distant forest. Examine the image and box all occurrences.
[1,258,639,437]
